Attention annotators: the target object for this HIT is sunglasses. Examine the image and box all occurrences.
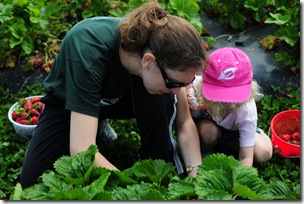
[155,59,196,89]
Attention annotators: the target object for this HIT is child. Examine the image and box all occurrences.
[186,47,273,167]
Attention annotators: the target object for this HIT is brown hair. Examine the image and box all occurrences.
[119,1,207,71]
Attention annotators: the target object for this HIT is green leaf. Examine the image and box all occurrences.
[230,12,246,30]
[9,37,23,49]
[92,191,114,200]
[112,182,165,200]
[15,0,29,7]
[9,183,23,200]
[0,3,13,23]
[167,176,196,200]
[167,0,202,34]
[82,9,94,19]
[233,181,265,200]
[244,0,267,11]
[21,36,34,55]
[108,9,124,17]
[9,20,26,40]
[82,172,111,199]
[190,18,203,35]
[101,169,136,189]
[267,180,293,200]
[55,172,111,200]
[265,13,290,25]
[169,0,200,18]
[41,171,71,192]
[274,51,292,65]
[131,159,176,186]
[22,183,55,200]
[198,190,233,200]
[53,145,98,185]
[195,169,233,198]
[196,154,273,200]
[200,153,240,172]
[274,24,299,46]
[27,7,40,23]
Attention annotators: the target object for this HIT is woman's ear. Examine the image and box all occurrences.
[142,52,155,69]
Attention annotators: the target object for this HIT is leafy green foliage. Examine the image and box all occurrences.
[0,84,44,200]
[0,0,301,199]
[257,86,300,131]
[263,0,300,72]
[0,80,301,200]
[0,0,203,71]
[165,0,203,34]
[9,145,297,200]
[255,153,300,199]
[195,154,269,200]
[97,119,141,170]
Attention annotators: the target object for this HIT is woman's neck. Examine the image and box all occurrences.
[119,46,142,76]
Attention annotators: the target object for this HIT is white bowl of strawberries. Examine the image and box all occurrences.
[8,96,44,138]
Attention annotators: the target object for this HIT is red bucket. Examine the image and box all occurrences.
[270,110,300,158]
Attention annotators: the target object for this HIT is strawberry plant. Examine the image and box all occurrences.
[262,0,300,75]
[9,145,300,200]
[0,81,301,200]
[0,86,40,200]
[0,0,204,73]
[199,0,254,30]
[257,86,300,132]
[0,0,301,200]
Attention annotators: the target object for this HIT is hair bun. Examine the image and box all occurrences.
[155,9,168,20]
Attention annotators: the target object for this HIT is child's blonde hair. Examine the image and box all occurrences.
[195,77,263,117]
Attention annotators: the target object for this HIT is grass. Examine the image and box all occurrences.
[0,82,301,200]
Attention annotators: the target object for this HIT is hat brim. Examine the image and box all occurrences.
[202,82,251,103]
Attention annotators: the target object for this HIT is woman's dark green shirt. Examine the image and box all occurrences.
[43,17,130,118]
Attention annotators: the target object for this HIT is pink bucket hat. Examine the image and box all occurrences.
[202,47,252,103]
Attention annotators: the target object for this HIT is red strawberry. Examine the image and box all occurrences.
[12,111,18,120]
[31,97,41,104]
[20,111,28,119]
[24,102,33,111]
[30,109,40,117]
[280,134,291,142]
[205,44,210,51]
[15,117,22,123]
[31,116,39,125]
[33,101,44,112]
[291,132,300,141]
[291,140,300,145]
[291,69,297,75]
[19,119,29,125]
[48,59,54,68]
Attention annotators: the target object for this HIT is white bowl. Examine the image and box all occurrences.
[8,95,44,138]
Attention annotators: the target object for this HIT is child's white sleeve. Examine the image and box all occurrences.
[186,85,200,110]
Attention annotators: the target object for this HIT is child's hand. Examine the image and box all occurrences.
[198,104,207,110]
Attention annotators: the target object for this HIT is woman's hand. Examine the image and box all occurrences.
[176,88,202,176]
